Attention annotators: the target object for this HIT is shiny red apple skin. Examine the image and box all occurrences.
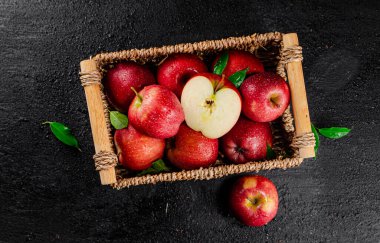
[240,72,290,122]
[230,175,279,227]
[104,62,156,113]
[128,85,185,139]
[114,125,165,171]
[212,50,264,77]
[157,54,208,97]
[221,117,273,164]
[167,123,218,170]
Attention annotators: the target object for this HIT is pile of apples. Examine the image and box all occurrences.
[105,50,290,226]
[105,50,290,171]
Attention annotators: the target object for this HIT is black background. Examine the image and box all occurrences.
[1,0,379,242]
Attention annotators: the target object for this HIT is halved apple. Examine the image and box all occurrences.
[181,73,242,139]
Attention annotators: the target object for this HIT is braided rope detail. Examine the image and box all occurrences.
[93,32,283,66]
[93,151,118,171]
[79,71,102,87]
[113,157,303,189]
[276,45,303,80]
[290,132,316,149]
[281,46,303,63]
[282,107,295,133]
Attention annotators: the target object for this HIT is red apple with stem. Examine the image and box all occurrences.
[128,85,184,139]
[114,125,165,171]
[104,62,156,113]
[157,54,208,97]
[230,175,279,227]
[221,117,273,164]
[240,72,290,122]
[212,50,264,77]
[167,123,218,170]
[181,73,242,139]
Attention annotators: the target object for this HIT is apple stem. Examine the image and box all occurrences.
[214,74,225,93]
[131,87,143,103]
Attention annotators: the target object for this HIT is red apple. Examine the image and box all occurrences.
[181,73,241,139]
[157,54,208,97]
[240,72,290,122]
[167,123,218,170]
[230,175,279,227]
[114,125,165,171]
[104,62,156,113]
[212,50,264,77]
[128,85,184,139]
[221,117,273,164]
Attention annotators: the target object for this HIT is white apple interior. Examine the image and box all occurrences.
[181,76,241,139]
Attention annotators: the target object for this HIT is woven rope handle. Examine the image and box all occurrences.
[283,33,315,158]
[80,59,117,185]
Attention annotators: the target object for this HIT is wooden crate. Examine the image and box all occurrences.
[79,32,315,189]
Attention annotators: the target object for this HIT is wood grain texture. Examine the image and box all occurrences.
[283,33,315,158]
[0,0,379,242]
[80,60,116,185]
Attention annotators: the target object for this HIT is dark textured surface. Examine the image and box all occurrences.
[1,0,379,242]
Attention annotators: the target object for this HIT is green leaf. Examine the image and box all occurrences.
[43,121,81,151]
[110,111,129,129]
[266,143,276,160]
[213,52,229,75]
[136,167,156,176]
[317,127,351,139]
[137,159,171,176]
[228,68,248,88]
[311,123,320,158]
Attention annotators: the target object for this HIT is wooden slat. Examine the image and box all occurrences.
[80,59,116,184]
[283,33,315,158]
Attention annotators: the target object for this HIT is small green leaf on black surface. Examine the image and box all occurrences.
[213,52,229,75]
[266,143,276,160]
[110,111,129,129]
[311,123,320,158]
[317,127,351,139]
[137,159,171,176]
[43,121,81,151]
[229,68,249,88]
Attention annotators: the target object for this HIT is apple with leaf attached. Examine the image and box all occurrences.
[180,50,247,139]
[212,50,264,77]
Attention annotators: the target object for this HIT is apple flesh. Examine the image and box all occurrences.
[240,72,290,122]
[157,54,208,97]
[212,50,264,77]
[181,73,242,139]
[128,85,185,139]
[221,117,273,164]
[230,175,279,227]
[114,125,165,171]
[104,62,156,113]
[167,123,218,170]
